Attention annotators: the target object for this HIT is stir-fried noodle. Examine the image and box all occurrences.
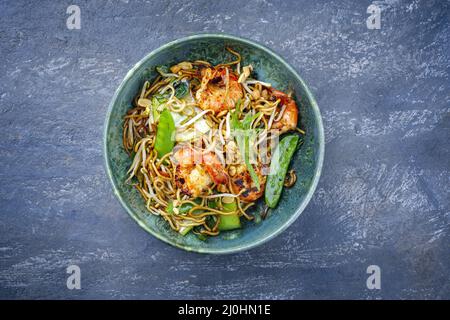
[123,48,302,238]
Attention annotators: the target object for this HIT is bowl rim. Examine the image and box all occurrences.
[103,33,325,254]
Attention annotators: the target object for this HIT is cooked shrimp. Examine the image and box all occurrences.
[270,89,298,133]
[203,152,229,185]
[196,67,243,114]
[173,147,228,197]
[230,164,266,202]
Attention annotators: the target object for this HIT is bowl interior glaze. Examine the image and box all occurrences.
[104,34,324,254]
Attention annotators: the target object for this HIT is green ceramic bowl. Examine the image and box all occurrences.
[104,34,324,254]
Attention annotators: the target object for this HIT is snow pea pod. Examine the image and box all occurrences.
[154,109,175,158]
[230,101,261,191]
[265,135,299,208]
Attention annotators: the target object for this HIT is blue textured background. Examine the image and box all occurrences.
[0,0,449,299]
